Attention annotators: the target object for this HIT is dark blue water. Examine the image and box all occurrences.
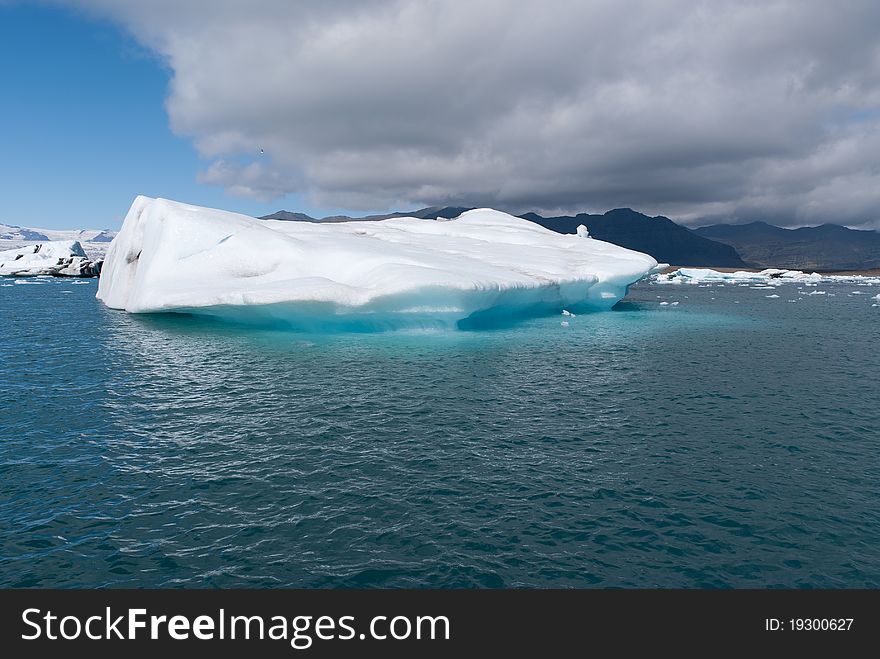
[1,276,879,587]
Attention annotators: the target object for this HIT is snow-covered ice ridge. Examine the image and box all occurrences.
[655,268,880,286]
[0,223,116,261]
[0,241,102,277]
[97,196,658,330]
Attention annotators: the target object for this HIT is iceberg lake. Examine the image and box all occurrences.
[1,276,879,587]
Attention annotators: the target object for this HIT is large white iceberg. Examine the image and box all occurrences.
[97,197,657,330]
[0,241,102,277]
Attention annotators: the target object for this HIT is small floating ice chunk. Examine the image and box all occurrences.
[561,309,575,317]
[653,267,880,288]
[560,320,569,327]
[659,301,669,306]
[0,241,101,277]
[765,294,780,298]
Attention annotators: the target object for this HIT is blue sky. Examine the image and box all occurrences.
[0,4,354,229]
[3,2,878,230]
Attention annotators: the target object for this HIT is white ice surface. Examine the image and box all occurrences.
[0,224,115,261]
[655,267,880,287]
[97,196,657,330]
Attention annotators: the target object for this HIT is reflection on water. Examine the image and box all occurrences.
[1,277,879,587]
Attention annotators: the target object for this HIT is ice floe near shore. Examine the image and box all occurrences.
[0,241,103,277]
[655,267,880,287]
[97,197,658,330]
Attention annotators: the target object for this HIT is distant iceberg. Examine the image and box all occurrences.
[0,241,102,277]
[658,268,823,283]
[97,197,658,330]
[1,223,117,261]
[655,267,880,286]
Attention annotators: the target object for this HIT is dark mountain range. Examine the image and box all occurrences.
[521,208,747,267]
[260,206,471,223]
[695,221,880,270]
[262,206,880,270]
[261,210,320,223]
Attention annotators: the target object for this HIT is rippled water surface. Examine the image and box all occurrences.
[1,276,879,587]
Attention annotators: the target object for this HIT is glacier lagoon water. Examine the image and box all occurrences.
[1,276,879,588]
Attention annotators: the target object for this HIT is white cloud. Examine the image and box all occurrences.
[65,0,880,225]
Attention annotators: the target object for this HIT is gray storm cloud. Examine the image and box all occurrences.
[67,0,880,226]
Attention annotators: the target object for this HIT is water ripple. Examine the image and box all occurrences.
[1,278,879,587]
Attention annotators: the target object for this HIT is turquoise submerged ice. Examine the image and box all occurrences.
[97,197,657,330]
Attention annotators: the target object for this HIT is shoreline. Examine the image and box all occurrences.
[662,266,880,277]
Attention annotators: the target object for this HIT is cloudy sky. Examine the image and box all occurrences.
[4,1,880,228]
